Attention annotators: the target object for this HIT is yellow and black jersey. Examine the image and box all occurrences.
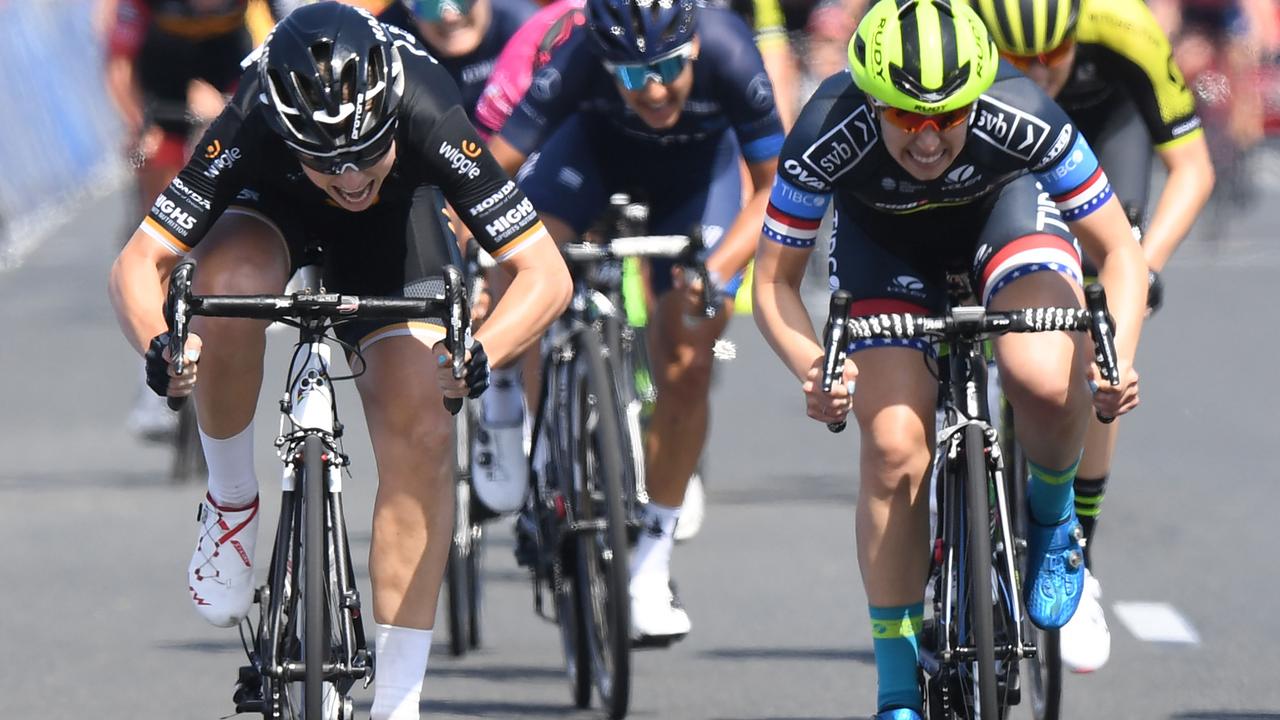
[1057,0,1202,149]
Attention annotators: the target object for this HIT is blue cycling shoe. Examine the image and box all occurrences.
[874,709,923,720]
[1024,512,1087,629]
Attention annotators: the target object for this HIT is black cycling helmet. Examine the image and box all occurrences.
[585,0,698,64]
[258,2,404,157]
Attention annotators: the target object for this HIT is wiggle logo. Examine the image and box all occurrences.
[204,139,222,159]
[461,140,481,158]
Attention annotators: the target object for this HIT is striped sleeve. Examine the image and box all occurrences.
[1034,134,1113,222]
[763,176,830,248]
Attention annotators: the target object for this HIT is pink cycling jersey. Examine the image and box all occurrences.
[474,0,585,138]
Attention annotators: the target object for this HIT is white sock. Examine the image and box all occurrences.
[370,624,432,720]
[199,422,258,508]
[630,502,680,590]
[481,366,524,426]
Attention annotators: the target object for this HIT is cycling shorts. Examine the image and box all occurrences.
[518,114,745,296]
[830,174,1083,355]
[1073,96,1153,276]
[224,185,458,353]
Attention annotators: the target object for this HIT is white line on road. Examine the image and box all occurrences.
[1112,602,1200,644]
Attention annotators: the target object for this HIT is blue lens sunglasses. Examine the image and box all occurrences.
[411,0,473,21]
[604,42,695,91]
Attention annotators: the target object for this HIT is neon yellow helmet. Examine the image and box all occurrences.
[848,0,998,114]
[968,0,1080,56]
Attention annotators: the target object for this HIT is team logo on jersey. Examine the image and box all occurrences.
[972,96,1050,161]
[800,104,877,183]
[747,73,774,110]
[945,164,976,184]
[461,140,482,158]
[440,140,482,179]
[530,67,561,102]
[202,145,242,179]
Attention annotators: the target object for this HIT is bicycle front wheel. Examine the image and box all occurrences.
[1005,428,1061,720]
[571,330,632,719]
[962,424,999,720]
[303,435,329,720]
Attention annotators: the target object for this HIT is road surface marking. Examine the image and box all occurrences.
[1112,602,1200,644]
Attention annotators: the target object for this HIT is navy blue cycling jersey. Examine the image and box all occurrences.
[765,65,1114,249]
[379,0,538,121]
[499,5,785,164]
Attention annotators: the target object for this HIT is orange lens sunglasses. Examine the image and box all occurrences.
[875,102,974,134]
[1000,37,1076,72]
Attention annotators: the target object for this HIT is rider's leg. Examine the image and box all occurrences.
[833,203,946,715]
[184,210,290,627]
[851,346,936,715]
[976,177,1091,629]
[356,332,455,720]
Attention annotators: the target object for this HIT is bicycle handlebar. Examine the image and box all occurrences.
[819,283,1122,433]
[163,258,471,415]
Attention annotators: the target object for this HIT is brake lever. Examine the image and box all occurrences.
[822,290,853,434]
[165,259,197,410]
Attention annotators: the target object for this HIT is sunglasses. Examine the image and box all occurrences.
[411,0,473,21]
[873,102,974,134]
[604,43,695,91]
[1000,37,1076,72]
[292,122,397,176]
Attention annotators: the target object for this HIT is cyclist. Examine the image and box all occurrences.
[969,0,1214,673]
[487,0,785,641]
[106,4,570,718]
[751,1,1144,716]
[104,0,252,441]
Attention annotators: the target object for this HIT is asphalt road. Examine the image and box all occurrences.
[2,183,1278,720]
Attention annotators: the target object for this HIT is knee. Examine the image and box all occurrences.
[1003,369,1078,424]
[857,405,932,496]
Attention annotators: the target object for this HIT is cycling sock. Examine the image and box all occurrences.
[870,602,924,713]
[370,624,432,720]
[630,502,679,588]
[1027,457,1080,525]
[200,422,258,509]
[481,366,523,426]
[1074,474,1107,567]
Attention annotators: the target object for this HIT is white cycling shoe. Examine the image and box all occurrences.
[188,494,259,628]
[673,472,705,543]
[1059,569,1111,673]
[471,419,529,515]
[629,577,691,644]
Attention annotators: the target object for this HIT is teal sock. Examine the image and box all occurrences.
[870,603,924,713]
[1027,458,1080,525]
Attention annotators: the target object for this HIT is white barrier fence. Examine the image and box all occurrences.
[0,0,128,270]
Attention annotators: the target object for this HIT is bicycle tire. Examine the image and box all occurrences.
[171,402,207,483]
[572,330,632,720]
[1007,436,1062,720]
[303,435,328,720]
[446,477,472,657]
[467,522,484,649]
[261,486,302,718]
[554,510,592,708]
[962,424,999,720]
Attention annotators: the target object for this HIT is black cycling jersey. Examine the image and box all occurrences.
[141,32,546,266]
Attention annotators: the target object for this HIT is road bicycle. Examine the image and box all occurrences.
[821,277,1119,720]
[163,257,471,719]
[520,195,718,719]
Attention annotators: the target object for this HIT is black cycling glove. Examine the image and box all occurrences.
[1147,269,1164,315]
[463,340,490,399]
[144,331,172,397]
